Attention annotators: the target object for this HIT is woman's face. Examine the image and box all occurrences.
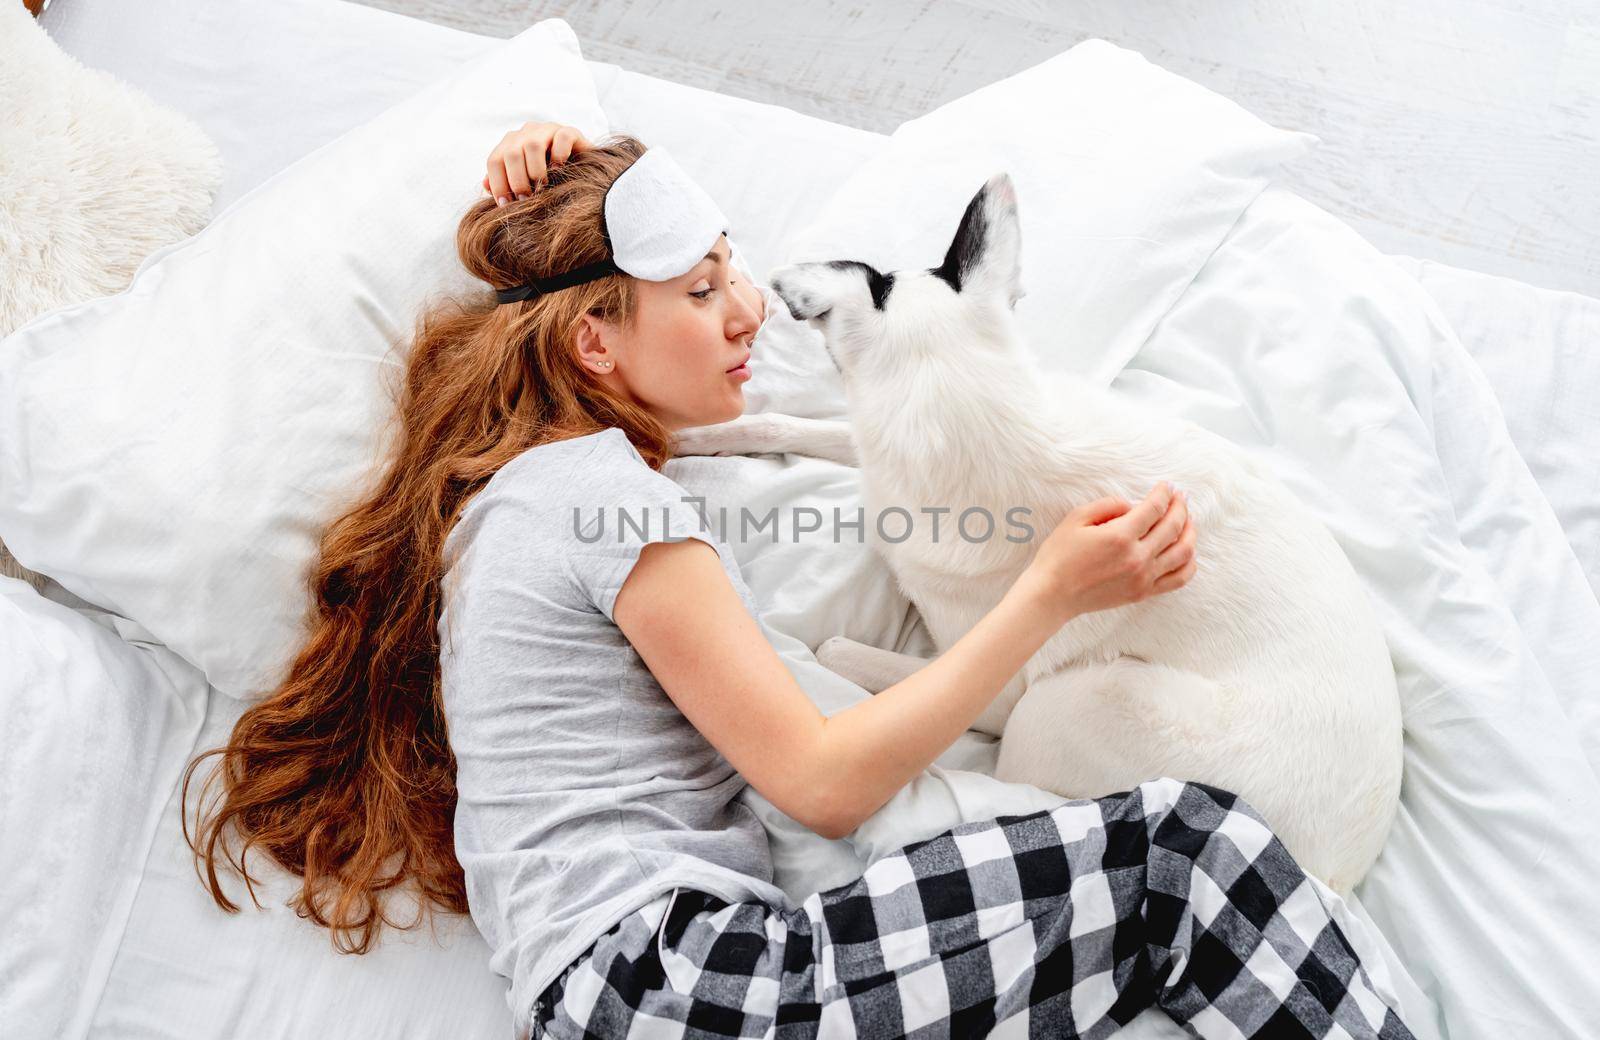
[575,233,768,431]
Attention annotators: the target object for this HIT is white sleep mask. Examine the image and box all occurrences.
[494,145,730,304]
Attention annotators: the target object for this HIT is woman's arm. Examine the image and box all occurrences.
[614,483,1194,840]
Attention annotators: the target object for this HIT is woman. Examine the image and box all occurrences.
[183,124,1416,1040]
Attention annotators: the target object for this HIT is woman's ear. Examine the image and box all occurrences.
[573,312,616,370]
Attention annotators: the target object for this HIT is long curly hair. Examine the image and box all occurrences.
[179,133,677,954]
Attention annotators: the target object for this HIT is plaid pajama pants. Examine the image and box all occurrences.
[531,778,1417,1039]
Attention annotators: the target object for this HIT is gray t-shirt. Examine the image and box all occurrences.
[437,426,792,1039]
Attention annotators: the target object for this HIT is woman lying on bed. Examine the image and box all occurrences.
[183,123,1417,1040]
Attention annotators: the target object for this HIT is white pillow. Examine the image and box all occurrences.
[0,19,608,699]
[0,576,210,1040]
[761,38,1316,417]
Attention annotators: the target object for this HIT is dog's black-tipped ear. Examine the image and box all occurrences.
[768,263,832,321]
[769,261,894,321]
[931,172,1022,302]
[823,260,895,310]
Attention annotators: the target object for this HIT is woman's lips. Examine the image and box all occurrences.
[727,362,752,381]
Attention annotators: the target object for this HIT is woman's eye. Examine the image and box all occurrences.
[690,287,716,300]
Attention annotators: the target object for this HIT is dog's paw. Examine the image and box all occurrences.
[672,421,745,457]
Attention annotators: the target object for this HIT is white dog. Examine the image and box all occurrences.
[729,174,1405,895]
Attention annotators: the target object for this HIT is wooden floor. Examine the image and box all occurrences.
[358,0,1600,297]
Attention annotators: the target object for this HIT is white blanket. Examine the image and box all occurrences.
[1392,255,1600,600]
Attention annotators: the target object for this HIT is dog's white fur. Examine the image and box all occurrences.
[760,174,1404,895]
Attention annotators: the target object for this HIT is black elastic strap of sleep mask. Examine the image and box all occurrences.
[495,257,622,304]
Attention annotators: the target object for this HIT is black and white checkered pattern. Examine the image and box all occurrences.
[532,777,1417,1039]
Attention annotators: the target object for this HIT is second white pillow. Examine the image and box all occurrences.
[764,38,1316,417]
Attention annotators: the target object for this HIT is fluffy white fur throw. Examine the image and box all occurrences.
[0,4,221,590]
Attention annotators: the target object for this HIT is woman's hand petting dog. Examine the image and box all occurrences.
[1022,482,1196,623]
[482,122,594,206]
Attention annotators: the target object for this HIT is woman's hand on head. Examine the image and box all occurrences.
[483,122,594,206]
[1021,482,1197,623]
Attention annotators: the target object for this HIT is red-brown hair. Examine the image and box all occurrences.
[180,133,676,953]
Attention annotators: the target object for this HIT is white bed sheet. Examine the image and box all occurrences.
[1,578,209,1040]
[22,2,1600,1039]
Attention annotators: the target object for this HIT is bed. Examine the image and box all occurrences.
[7,1,1600,1039]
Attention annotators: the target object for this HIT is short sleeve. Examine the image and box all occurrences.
[560,434,740,623]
